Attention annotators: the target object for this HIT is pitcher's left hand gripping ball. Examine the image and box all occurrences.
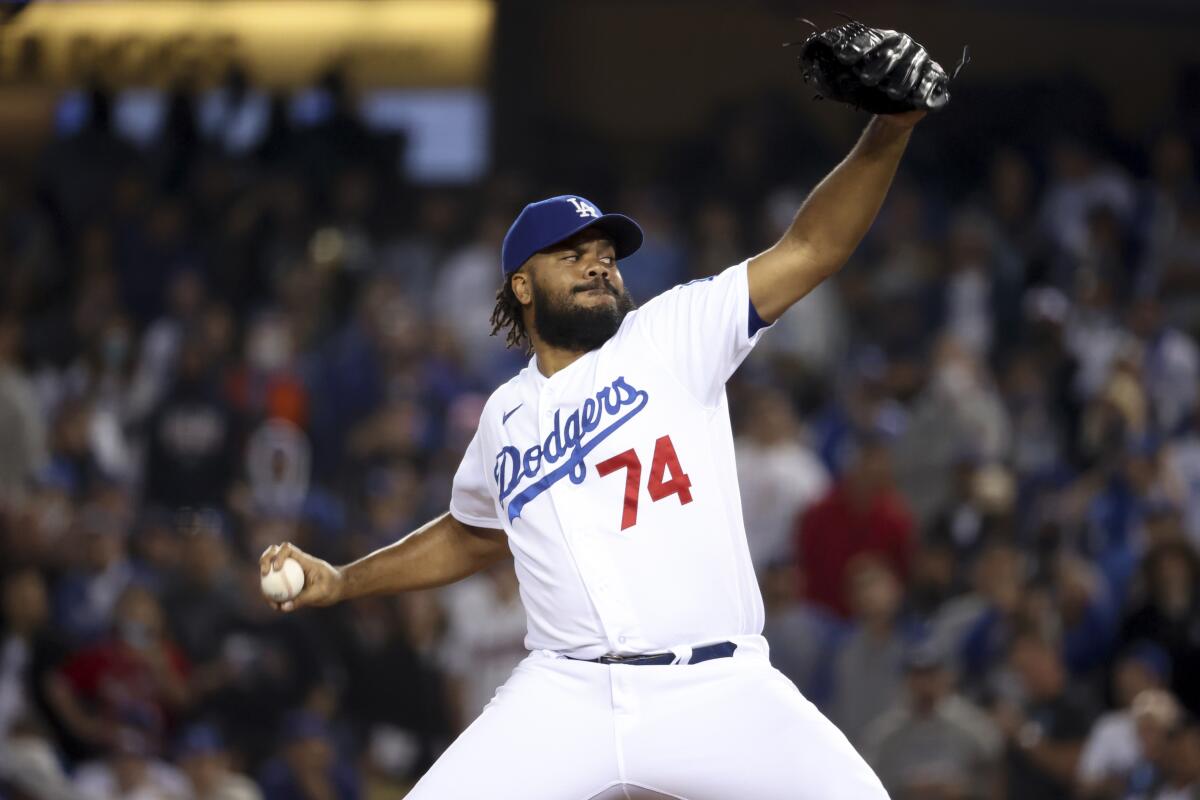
[790,19,967,114]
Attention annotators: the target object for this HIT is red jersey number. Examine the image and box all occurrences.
[596,435,694,531]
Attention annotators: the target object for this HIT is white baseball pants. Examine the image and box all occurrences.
[406,636,888,799]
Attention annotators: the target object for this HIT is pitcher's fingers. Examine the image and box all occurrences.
[286,582,320,611]
[271,542,294,572]
[259,544,279,576]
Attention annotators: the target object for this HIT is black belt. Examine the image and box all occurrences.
[567,641,737,666]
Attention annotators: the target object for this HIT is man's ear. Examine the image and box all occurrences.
[511,269,533,306]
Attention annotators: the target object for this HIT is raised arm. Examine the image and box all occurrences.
[259,512,510,612]
[748,111,923,323]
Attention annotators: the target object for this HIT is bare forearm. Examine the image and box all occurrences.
[340,512,509,599]
[749,115,916,320]
[791,116,913,263]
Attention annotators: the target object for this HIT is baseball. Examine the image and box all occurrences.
[261,557,305,603]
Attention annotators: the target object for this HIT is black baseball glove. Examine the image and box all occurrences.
[790,19,966,114]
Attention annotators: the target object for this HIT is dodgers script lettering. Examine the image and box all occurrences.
[494,376,649,521]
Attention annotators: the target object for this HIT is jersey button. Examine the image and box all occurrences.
[618,636,627,644]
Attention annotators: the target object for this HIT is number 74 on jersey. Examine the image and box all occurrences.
[596,435,693,531]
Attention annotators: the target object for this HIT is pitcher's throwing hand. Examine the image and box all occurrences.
[258,542,343,612]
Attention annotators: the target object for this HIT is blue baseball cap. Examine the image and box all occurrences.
[501,195,643,277]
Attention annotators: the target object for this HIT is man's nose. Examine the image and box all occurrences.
[585,259,610,279]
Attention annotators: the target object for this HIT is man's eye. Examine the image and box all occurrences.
[562,255,578,262]
[600,256,614,265]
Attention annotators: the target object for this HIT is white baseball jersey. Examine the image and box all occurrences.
[449,260,770,658]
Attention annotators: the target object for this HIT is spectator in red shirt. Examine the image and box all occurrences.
[46,585,192,758]
[795,433,915,618]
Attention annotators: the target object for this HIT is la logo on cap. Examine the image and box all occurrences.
[566,197,600,219]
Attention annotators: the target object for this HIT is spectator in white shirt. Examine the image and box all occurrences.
[439,564,528,728]
[174,723,262,800]
[1078,642,1174,799]
[734,389,829,573]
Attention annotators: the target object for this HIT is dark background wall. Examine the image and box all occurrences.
[493,0,1200,180]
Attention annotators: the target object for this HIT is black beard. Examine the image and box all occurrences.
[531,279,636,352]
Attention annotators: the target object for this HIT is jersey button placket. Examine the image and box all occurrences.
[537,388,622,648]
[578,531,641,652]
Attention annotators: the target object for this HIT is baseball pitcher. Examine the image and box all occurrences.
[262,21,959,798]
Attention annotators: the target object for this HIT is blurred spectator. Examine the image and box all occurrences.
[53,505,140,646]
[1128,297,1199,436]
[829,557,913,745]
[688,199,744,282]
[1155,199,1200,331]
[1001,344,1069,482]
[1038,138,1135,275]
[1165,405,1200,548]
[159,511,245,703]
[258,712,360,800]
[983,148,1037,261]
[0,719,82,800]
[47,586,191,759]
[72,711,189,800]
[609,187,688,302]
[796,433,913,618]
[142,337,239,510]
[430,210,519,382]
[949,542,1028,687]
[1077,643,1174,798]
[749,186,850,379]
[996,629,1097,800]
[1140,131,1197,278]
[329,592,454,786]
[175,724,262,800]
[1144,714,1200,800]
[242,420,312,520]
[0,317,48,495]
[894,336,1012,522]
[735,389,829,572]
[127,270,208,424]
[0,569,63,741]
[926,460,1017,571]
[227,312,308,427]
[1118,540,1200,715]
[440,565,527,728]
[355,462,423,553]
[904,538,960,627]
[1055,554,1120,677]
[862,640,1002,800]
[940,208,1020,359]
[760,562,844,707]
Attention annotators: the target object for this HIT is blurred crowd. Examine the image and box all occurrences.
[2,68,1200,800]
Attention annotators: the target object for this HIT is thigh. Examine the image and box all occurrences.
[406,653,621,800]
[622,655,889,800]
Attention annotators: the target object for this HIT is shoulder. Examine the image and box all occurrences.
[478,370,532,422]
[625,263,748,324]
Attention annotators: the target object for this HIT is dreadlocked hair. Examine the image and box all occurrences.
[489,276,530,353]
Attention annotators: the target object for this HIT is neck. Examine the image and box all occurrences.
[532,339,588,378]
